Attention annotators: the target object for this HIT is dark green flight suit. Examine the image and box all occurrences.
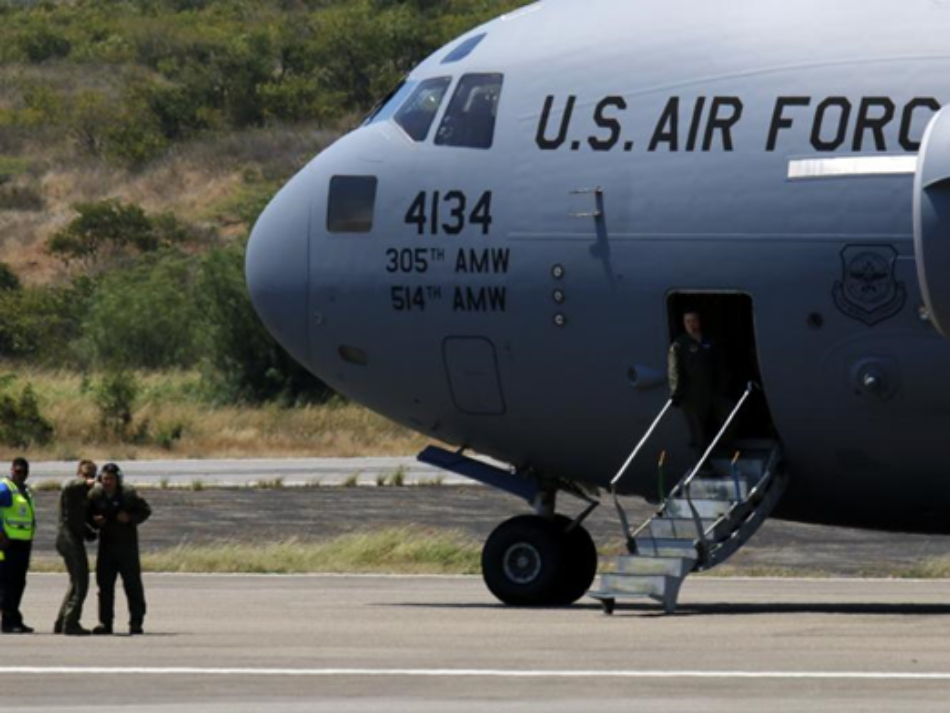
[89,484,151,630]
[668,333,730,458]
[54,479,95,633]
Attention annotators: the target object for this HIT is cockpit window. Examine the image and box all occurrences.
[363,79,415,127]
[435,74,504,150]
[394,77,452,142]
[327,176,378,234]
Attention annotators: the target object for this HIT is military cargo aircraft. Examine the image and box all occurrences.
[246,0,950,613]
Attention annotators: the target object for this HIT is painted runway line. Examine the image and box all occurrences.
[1,667,949,682]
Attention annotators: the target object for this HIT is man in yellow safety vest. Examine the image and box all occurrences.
[0,457,35,634]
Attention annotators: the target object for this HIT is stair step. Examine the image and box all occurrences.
[649,517,718,540]
[708,458,765,482]
[664,497,734,520]
[634,537,698,557]
[598,573,677,597]
[686,476,749,501]
[612,555,695,577]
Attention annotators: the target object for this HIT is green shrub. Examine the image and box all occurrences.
[0,263,20,292]
[92,370,138,438]
[67,90,115,157]
[80,251,202,370]
[195,242,333,404]
[152,419,187,450]
[0,383,54,448]
[47,201,193,270]
[0,184,43,211]
[18,24,72,63]
[0,283,90,364]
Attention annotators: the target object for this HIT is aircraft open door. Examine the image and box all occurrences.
[914,107,950,338]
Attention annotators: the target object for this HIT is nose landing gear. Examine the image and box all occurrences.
[481,514,597,607]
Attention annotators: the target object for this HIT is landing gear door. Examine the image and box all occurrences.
[914,107,950,338]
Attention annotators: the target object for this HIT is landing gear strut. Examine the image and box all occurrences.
[413,447,600,607]
[481,514,597,607]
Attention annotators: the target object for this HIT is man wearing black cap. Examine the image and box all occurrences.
[0,457,36,634]
[89,463,151,636]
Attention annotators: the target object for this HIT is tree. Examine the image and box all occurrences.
[0,262,21,292]
[196,242,333,404]
[79,251,202,370]
[46,200,191,269]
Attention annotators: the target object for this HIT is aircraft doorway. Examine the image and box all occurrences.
[666,293,776,441]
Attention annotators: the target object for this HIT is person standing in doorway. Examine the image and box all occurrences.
[54,460,98,636]
[89,463,151,636]
[0,457,36,634]
[668,310,730,462]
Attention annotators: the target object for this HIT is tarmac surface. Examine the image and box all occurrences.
[5,574,950,711]
[25,485,950,575]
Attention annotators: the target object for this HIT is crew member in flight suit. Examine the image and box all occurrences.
[668,310,730,461]
[0,457,36,634]
[54,460,98,636]
[89,463,151,636]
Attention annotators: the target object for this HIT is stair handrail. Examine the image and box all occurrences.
[674,382,757,559]
[609,398,674,550]
[610,399,675,490]
[672,382,757,501]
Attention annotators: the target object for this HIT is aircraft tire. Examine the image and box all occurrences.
[551,515,598,606]
[481,515,565,606]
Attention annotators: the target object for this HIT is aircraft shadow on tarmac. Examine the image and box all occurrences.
[386,602,950,617]
[619,603,950,617]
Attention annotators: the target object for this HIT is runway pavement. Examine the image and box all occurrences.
[4,574,950,711]
[25,457,458,487]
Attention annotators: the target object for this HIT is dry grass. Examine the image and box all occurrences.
[5,367,429,460]
[32,527,483,575]
[869,559,950,580]
[0,123,338,286]
[28,536,950,579]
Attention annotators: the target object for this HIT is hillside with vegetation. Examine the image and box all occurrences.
[0,0,528,459]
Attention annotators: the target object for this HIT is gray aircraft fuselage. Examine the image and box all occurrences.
[247,0,950,535]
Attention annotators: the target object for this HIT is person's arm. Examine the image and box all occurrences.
[88,490,107,529]
[668,341,683,405]
[0,483,9,549]
[123,489,152,526]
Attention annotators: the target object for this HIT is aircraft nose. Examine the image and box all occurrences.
[245,167,314,367]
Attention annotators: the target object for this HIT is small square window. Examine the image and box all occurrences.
[327,176,378,234]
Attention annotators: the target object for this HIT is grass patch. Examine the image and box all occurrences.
[376,466,407,487]
[866,559,950,579]
[0,184,44,211]
[1,367,428,460]
[0,156,31,179]
[698,565,834,579]
[253,477,284,489]
[27,537,950,579]
[140,527,481,575]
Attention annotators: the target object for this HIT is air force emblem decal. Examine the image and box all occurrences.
[833,245,907,326]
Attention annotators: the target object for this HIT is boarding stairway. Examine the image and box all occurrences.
[588,383,787,615]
